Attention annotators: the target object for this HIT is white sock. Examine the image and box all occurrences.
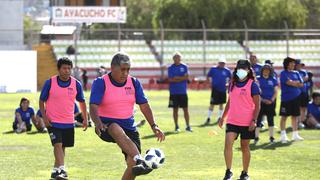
[52,167,59,172]
[133,154,142,161]
[269,127,274,137]
[255,127,260,138]
[207,110,213,119]
[218,109,223,118]
[292,131,298,137]
[59,165,65,171]
[281,130,286,136]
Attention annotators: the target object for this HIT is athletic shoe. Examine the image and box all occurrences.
[269,136,275,143]
[292,134,304,141]
[280,134,289,143]
[136,120,146,127]
[254,137,259,145]
[186,126,193,132]
[223,169,233,180]
[298,122,305,129]
[204,118,210,125]
[50,170,60,180]
[315,124,320,129]
[239,171,250,180]
[56,169,68,180]
[175,126,180,133]
[132,159,153,176]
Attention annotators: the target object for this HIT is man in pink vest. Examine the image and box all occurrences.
[39,57,88,180]
[90,52,165,179]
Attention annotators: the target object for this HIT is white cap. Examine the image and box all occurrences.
[218,57,227,63]
[173,51,182,58]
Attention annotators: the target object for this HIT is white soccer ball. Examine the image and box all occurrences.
[144,148,165,169]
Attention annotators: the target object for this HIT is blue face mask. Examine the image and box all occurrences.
[236,69,248,80]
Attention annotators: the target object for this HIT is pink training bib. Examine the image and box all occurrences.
[46,76,77,124]
[227,79,255,126]
[98,75,136,119]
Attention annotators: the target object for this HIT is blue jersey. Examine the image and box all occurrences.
[39,76,85,128]
[307,102,320,121]
[257,76,278,100]
[229,80,260,96]
[168,63,188,95]
[298,70,308,93]
[207,67,232,92]
[15,107,35,125]
[280,70,302,102]
[252,64,263,76]
[90,73,148,131]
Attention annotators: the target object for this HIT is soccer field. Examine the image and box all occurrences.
[0,91,319,180]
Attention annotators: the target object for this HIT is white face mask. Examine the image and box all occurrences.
[236,69,248,80]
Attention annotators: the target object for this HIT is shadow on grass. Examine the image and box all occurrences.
[2,130,15,134]
[141,131,177,139]
[236,141,293,151]
[195,121,219,128]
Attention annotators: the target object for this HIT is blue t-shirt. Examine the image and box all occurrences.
[168,63,188,95]
[307,102,320,121]
[90,73,148,131]
[257,76,278,100]
[252,64,263,76]
[229,79,260,96]
[207,67,232,92]
[14,107,35,125]
[39,76,85,129]
[298,70,308,93]
[280,70,302,102]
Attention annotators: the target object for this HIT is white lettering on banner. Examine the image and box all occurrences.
[52,6,126,23]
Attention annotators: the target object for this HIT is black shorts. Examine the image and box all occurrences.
[47,127,74,147]
[299,93,309,107]
[279,96,301,116]
[226,124,255,140]
[168,94,188,108]
[210,89,227,105]
[12,122,32,131]
[99,123,141,159]
[258,102,276,117]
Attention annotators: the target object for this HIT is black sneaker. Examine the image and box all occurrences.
[175,126,180,133]
[50,170,59,179]
[254,137,259,144]
[132,159,153,176]
[186,126,193,132]
[239,171,250,180]
[204,118,210,125]
[223,169,233,180]
[56,170,68,180]
[269,136,275,143]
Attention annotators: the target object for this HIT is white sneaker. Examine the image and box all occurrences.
[298,122,305,129]
[280,134,289,143]
[292,134,304,141]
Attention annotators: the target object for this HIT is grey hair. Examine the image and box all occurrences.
[111,52,131,67]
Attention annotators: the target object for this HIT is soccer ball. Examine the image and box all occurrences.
[144,148,165,169]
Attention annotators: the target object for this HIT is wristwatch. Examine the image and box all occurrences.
[151,124,158,129]
[252,119,256,123]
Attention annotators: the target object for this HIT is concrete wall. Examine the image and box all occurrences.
[0,0,24,50]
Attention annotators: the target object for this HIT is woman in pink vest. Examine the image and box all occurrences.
[90,52,165,180]
[219,59,261,180]
[39,57,88,180]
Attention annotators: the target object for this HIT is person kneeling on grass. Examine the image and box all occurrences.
[305,91,320,129]
[219,59,261,180]
[13,97,47,133]
[90,52,165,180]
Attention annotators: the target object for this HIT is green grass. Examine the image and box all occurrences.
[0,91,319,180]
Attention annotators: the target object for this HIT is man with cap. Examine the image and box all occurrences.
[168,52,192,132]
[279,57,304,143]
[89,52,165,179]
[204,57,232,125]
[295,59,309,129]
[249,54,263,76]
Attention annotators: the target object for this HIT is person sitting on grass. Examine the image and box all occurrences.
[13,97,47,133]
[305,91,320,129]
